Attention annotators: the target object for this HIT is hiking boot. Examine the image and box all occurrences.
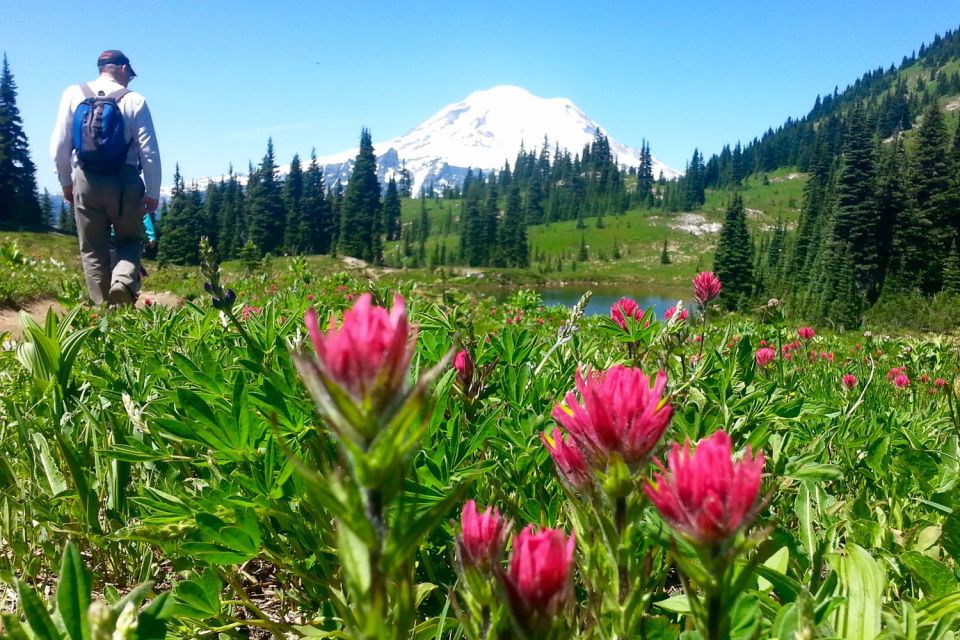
[108,282,135,306]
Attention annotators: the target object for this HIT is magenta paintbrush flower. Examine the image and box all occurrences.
[665,305,688,322]
[453,349,475,390]
[797,326,816,340]
[692,272,722,307]
[755,347,776,368]
[503,526,576,629]
[541,428,592,490]
[458,499,509,570]
[304,293,415,402]
[645,430,764,546]
[610,297,643,330]
[552,365,672,467]
[842,374,858,390]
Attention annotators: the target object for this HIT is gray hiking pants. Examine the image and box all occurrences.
[74,165,145,304]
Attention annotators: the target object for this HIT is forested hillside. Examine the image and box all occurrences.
[698,26,960,326]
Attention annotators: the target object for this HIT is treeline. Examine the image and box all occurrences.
[712,101,960,327]
[159,128,665,267]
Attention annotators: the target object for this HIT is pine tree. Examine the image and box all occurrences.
[302,150,329,254]
[217,168,244,259]
[339,129,382,263]
[202,180,223,251]
[158,165,205,265]
[40,189,53,227]
[713,193,754,310]
[283,153,305,253]
[874,138,909,294]
[246,139,287,256]
[417,195,430,266]
[382,177,402,242]
[831,107,881,301]
[59,201,76,235]
[0,54,42,226]
[398,161,413,198]
[659,239,670,264]
[910,103,953,293]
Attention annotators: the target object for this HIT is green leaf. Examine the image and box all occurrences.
[758,546,790,594]
[337,523,371,599]
[56,543,91,640]
[828,544,885,640]
[901,551,957,599]
[15,579,61,640]
[172,577,221,619]
[137,592,173,640]
[0,613,32,640]
[654,594,692,613]
[941,511,960,562]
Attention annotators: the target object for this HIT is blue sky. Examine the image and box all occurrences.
[4,1,959,196]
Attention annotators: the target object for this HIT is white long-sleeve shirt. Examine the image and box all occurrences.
[50,76,161,200]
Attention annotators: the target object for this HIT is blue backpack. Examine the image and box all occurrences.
[72,84,131,174]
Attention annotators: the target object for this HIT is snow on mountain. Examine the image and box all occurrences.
[169,85,679,199]
[314,85,679,195]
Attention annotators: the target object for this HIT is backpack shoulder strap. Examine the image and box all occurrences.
[79,83,96,100]
[107,88,131,103]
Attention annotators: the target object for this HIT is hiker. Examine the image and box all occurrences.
[50,50,161,306]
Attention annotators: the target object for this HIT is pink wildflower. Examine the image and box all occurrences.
[797,326,816,340]
[893,374,910,389]
[304,293,415,401]
[755,347,776,368]
[541,429,592,490]
[458,500,509,570]
[241,305,261,319]
[453,349,475,390]
[504,526,576,629]
[887,367,905,382]
[306,293,315,302]
[664,306,688,322]
[935,378,947,388]
[611,297,643,330]
[646,430,764,546]
[692,272,722,307]
[842,374,858,390]
[551,366,672,467]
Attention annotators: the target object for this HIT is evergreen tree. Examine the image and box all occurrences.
[911,103,953,293]
[59,201,76,235]
[577,234,589,262]
[659,239,671,264]
[0,54,42,226]
[943,238,960,295]
[302,151,329,254]
[398,161,413,198]
[417,195,430,266]
[217,168,244,259]
[874,137,909,293]
[382,177,402,242]
[713,193,754,309]
[831,107,881,301]
[40,189,53,227]
[246,139,287,256]
[339,129,382,263]
[202,179,223,251]
[158,165,205,265]
[283,153,306,253]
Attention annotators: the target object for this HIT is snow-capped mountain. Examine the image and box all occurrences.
[169,85,678,199]
[316,85,678,195]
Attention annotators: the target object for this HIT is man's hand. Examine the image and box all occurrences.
[141,197,159,214]
[63,186,74,205]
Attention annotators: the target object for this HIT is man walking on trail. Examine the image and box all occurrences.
[50,50,161,306]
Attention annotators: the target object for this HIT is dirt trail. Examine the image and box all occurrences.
[0,290,181,339]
